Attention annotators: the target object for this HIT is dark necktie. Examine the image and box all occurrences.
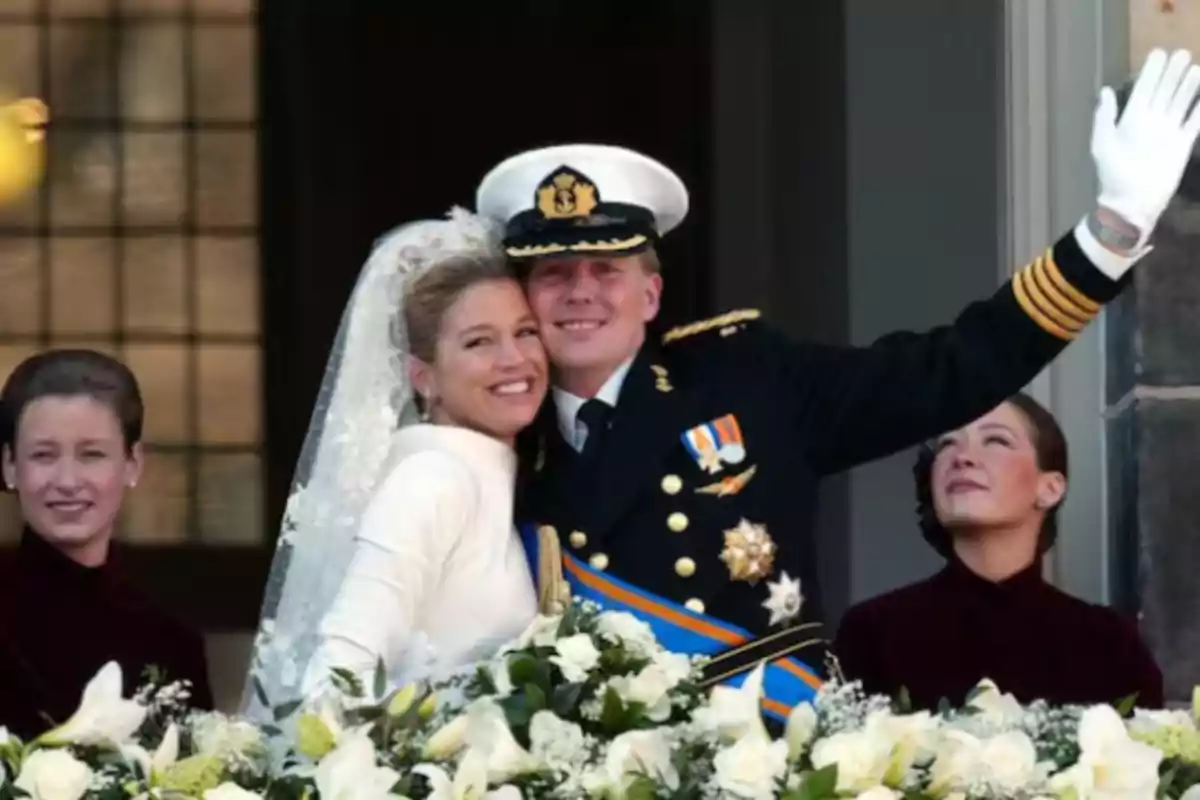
[576,399,611,462]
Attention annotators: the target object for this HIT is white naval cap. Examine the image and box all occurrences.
[474,143,689,259]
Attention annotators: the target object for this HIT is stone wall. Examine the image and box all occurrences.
[1108,0,1200,703]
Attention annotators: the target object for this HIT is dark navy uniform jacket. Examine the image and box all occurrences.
[515,231,1126,675]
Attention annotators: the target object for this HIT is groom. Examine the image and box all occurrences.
[475,49,1200,719]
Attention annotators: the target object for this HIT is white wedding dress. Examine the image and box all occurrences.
[301,423,539,697]
[240,210,543,718]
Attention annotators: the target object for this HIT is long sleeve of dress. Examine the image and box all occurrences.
[301,451,477,697]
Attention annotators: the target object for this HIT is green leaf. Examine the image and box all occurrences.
[624,775,658,800]
[1114,692,1140,717]
[893,686,912,714]
[331,668,364,698]
[551,682,585,718]
[509,654,553,693]
[599,686,627,734]
[500,692,536,730]
[524,683,548,713]
[798,764,838,800]
[260,724,283,737]
[373,658,387,700]
[253,677,270,708]
[273,699,303,721]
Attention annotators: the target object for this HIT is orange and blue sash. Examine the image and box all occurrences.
[518,523,822,722]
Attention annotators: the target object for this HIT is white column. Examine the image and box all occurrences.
[999,0,1129,603]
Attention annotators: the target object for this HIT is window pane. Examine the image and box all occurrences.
[198,453,261,544]
[116,0,184,17]
[0,180,44,229]
[49,237,115,336]
[195,0,255,17]
[0,493,22,545]
[193,24,256,122]
[195,131,256,227]
[197,344,259,444]
[48,338,116,355]
[123,344,188,444]
[51,129,117,227]
[119,450,187,544]
[120,22,185,122]
[122,131,186,227]
[124,237,186,334]
[196,236,258,336]
[0,239,42,334]
[0,345,40,387]
[48,0,113,16]
[0,1,38,16]
[50,21,115,121]
[0,24,41,105]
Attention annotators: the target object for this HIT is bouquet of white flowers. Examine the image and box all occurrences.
[8,599,1200,800]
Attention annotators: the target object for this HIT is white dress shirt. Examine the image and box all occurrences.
[552,358,634,452]
[302,423,538,696]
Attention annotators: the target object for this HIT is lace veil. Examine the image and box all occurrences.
[239,207,505,720]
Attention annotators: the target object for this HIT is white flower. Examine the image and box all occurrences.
[551,634,601,683]
[600,729,679,792]
[190,711,267,763]
[608,653,689,722]
[424,713,470,760]
[863,709,940,781]
[15,749,94,800]
[121,721,180,780]
[1050,705,1162,800]
[505,615,562,652]
[928,729,1042,795]
[39,661,147,747]
[712,732,790,799]
[809,729,893,793]
[461,699,539,783]
[1126,707,1195,736]
[314,732,401,800]
[594,611,658,657]
[528,711,588,771]
[203,783,264,800]
[855,788,901,800]
[484,659,514,698]
[966,679,1023,726]
[694,661,770,743]
[414,751,487,800]
[785,702,818,760]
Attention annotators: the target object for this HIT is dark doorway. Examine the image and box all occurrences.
[260,3,716,556]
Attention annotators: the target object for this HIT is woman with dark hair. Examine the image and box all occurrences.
[833,393,1163,710]
[0,348,213,738]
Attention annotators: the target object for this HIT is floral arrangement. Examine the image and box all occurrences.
[5,600,1200,800]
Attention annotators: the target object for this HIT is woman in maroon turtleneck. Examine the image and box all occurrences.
[0,349,213,738]
[833,392,1163,711]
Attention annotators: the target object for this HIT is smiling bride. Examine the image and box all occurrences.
[240,209,555,715]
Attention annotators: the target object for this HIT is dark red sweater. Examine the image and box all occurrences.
[0,529,214,739]
[833,557,1163,711]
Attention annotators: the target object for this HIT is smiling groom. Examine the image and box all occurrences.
[473,48,1200,722]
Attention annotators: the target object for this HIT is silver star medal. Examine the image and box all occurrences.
[762,571,803,626]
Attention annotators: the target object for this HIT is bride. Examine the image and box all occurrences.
[241,208,557,716]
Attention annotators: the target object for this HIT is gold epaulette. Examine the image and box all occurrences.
[661,309,761,344]
[1010,249,1102,341]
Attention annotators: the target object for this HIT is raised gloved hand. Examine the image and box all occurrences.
[1091,48,1200,247]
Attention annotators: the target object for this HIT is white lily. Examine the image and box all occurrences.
[694,661,770,744]
[413,750,489,800]
[122,722,181,783]
[460,699,540,784]
[39,661,147,747]
[314,731,401,800]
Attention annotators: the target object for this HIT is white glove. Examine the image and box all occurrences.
[1092,48,1200,244]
